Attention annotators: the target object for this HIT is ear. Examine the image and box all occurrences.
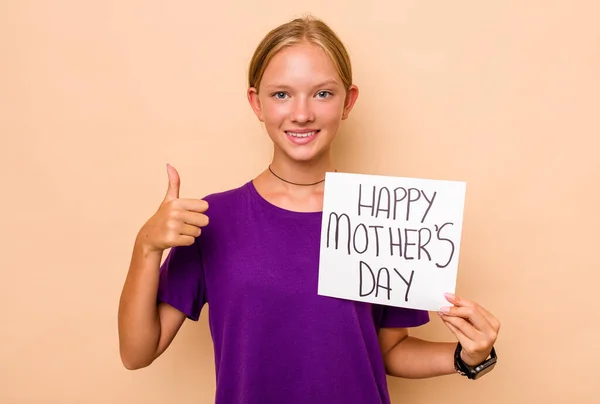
[341,84,359,120]
[247,87,264,122]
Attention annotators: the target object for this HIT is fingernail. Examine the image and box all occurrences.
[440,306,451,313]
[444,293,455,300]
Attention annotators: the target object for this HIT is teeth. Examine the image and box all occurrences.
[287,131,316,138]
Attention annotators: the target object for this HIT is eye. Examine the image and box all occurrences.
[316,90,333,98]
[272,91,288,100]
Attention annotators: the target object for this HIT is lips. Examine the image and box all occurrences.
[285,129,320,145]
[285,130,319,138]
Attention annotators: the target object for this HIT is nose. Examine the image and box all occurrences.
[290,97,314,123]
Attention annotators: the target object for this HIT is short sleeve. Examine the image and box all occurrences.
[156,241,206,321]
[373,305,430,329]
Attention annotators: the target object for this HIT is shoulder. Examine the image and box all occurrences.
[199,180,256,227]
[202,180,252,209]
[195,181,256,247]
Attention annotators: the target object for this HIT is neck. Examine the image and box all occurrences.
[268,150,333,188]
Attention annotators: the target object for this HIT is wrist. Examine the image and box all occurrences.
[134,233,164,260]
[460,347,488,367]
[454,343,498,380]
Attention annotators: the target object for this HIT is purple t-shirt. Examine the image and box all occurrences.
[157,181,429,403]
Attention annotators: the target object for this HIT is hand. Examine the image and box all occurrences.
[137,164,209,253]
[437,293,500,367]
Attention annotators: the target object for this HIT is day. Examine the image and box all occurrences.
[358,260,415,303]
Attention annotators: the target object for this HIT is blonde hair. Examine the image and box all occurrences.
[248,15,353,92]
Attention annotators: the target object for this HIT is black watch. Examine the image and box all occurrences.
[454,342,497,380]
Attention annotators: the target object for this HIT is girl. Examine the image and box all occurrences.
[118,15,500,404]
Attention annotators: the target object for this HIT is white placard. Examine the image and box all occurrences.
[317,172,466,312]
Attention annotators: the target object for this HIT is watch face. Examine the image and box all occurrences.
[473,362,496,380]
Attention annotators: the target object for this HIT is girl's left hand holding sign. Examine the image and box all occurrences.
[438,293,501,366]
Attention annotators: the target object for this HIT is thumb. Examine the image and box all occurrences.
[164,163,180,202]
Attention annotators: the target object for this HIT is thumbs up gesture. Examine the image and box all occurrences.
[138,164,209,253]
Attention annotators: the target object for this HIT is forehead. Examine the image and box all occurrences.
[260,42,341,88]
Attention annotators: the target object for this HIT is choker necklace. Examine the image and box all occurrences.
[268,165,334,186]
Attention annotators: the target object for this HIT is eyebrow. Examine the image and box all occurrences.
[263,79,341,90]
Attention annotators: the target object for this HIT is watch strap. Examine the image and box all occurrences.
[454,342,497,380]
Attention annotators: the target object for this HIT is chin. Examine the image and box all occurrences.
[280,145,331,163]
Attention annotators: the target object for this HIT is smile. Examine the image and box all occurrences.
[285,130,319,138]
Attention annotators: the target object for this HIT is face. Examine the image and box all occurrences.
[248,42,359,163]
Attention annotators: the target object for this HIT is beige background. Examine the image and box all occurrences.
[1,1,598,403]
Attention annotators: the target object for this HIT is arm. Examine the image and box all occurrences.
[379,294,500,379]
[379,328,456,378]
[117,238,187,370]
[118,164,209,370]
